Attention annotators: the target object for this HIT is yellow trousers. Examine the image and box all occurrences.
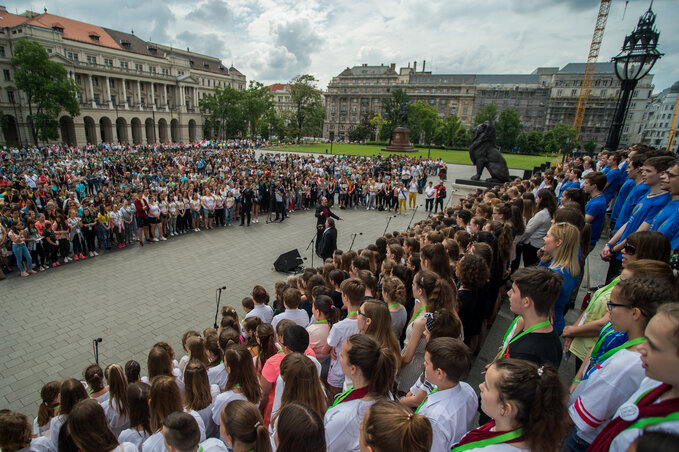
[408,192,417,208]
[399,198,407,213]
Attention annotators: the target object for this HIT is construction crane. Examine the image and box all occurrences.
[573,0,612,141]
[668,92,679,153]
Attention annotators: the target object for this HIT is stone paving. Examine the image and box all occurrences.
[0,159,608,417]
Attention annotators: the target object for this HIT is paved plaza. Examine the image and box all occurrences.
[0,159,607,417]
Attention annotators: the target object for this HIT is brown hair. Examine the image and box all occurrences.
[428,309,463,340]
[37,380,61,427]
[149,375,183,432]
[59,378,89,416]
[252,285,269,304]
[426,337,471,382]
[183,359,212,411]
[511,267,563,317]
[657,303,679,354]
[84,363,105,392]
[362,299,402,369]
[340,277,366,306]
[625,259,677,297]
[414,269,457,312]
[186,336,209,367]
[362,400,433,452]
[278,353,328,419]
[626,231,671,263]
[613,277,677,319]
[256,323,279,370]
[105,364,129,419]
[282,287,302,309]
[457,254,490,290]
[220,305,240,328]
[382,276,406,305]
[127,382,152,435]
[181,330,201,352]
[583,171,606,191]
[204,332,221,368]
[346,334,397,397]
[147,345,173,381]
[276,403,325,452]
[0,411,32,452]
[313,294,340,325]
[221,400,271,452]
[68,399,118,452]
[421,243,453,281]
[492,359,569,452]
[162,411,200,451]
[358,269,377,295]
[224,346,262,404]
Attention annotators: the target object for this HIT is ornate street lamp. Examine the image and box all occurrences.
[605,5,663,150]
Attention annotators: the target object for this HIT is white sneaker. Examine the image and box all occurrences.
[89,251,94,257]
[160,237,167,241]
[153,238,159,242]
[64,257,70,263]
[93,251,99,256]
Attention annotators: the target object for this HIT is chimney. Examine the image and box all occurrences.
[422,60,426,72]
[390,63,395,70]
[408,62,411,68]
[413,61,417,72]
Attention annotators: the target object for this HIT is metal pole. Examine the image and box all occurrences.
[605,79,637,151]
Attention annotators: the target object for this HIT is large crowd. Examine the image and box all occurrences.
[2,141,679,452]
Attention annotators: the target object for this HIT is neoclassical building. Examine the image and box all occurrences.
[0,7,246,146]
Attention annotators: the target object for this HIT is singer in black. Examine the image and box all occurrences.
[315,196,342,254]
[240,182,254,226]
[318,218,338,261]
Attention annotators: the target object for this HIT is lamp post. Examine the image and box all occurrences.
[605,5,663,151]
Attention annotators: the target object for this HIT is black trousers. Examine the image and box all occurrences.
[425,198,434,212]
[240,204,251,225]
[275,201,286,220]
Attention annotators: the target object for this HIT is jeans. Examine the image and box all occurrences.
[562,428,590,452]
[12,243,33,273]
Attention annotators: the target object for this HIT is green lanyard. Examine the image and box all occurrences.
[587,337,646,376]
[502,316,521,345]
[627,412,679,431]
[450,428,524,452]
[499,320,551,359]
[348,309,358,317]
[388,303,400,309]
[410,305,427,325]
[415,388,438,413]
[586,277,620,314]
[589,322,616,358]
[331,385,355,408]
[313,320,328,324]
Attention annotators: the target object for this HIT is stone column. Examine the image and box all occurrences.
[151,82,156,111]
[122,78,128,109]
[193,88,198,111]
[137,80,142,110]
[105,76,112,107]
[180,85,186,112]
[89,75,96,108]
[164,84,169,112]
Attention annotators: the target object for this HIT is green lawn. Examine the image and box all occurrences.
[269,143,557,170]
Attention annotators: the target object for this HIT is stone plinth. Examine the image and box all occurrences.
[382,127,416,153]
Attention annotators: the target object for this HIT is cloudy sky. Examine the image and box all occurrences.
[7,0,678,92]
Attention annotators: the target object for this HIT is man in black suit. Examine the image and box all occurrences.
[315,196,342,254]
[318,218,338,261]
[240,181,254,226]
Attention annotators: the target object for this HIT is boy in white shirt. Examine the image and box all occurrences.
[417,337,478,452]
[162,411,227,452]
[244,285,274,324]
[271,288,310,329]
[323,278,364,392]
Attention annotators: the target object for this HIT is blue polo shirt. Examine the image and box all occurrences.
[558,181,581,203]
[614,182,650,233]
[586,195,607,246]
[650,199,679,250]
[603,168,624,204]
[610,178,636,224]
[616,191,671,261]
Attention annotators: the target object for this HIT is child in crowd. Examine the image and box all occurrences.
[68,399,138,452]
[271,288,310,328]
[361,400,433,452]
[0,410,55,452]
[275,403,326,452]
[211,346,261,428]
[161,411,227,452]
[306,294,338,377]
[101,363,130,436]
[219,400,271,452]
[33,381,60,437]
[117,382,152,449]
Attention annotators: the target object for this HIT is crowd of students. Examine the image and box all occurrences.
[3,142,679,452]
[0,141,448,278]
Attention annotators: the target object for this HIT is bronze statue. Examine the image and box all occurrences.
[398,103,408,127]
[469,121,510,183]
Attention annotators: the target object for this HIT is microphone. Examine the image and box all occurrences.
[217,285,227,290]
[93,338,102,343]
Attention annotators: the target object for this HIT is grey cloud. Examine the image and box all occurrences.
[241,45,300,81]
[186,0,230,26]
[272,18,324,68]
[176,31,232,60]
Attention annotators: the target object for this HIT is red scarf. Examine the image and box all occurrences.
[455,420,525,447]
[341,386,369,404]
[588,383,679,452]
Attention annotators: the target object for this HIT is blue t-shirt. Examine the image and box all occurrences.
[650,199,679,250]
[540,262,579,335]
[558,181,581,203]
[584,322,628,381]
[601,165,610,174]
[610,178,635,223]
[619,161,629,183]
[615,182,650,233]
[616,192,671,261]
[603,168,624,204]
[586,195,607,245]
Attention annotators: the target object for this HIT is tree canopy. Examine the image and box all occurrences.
[473,103,498,126]
[495,109,523,150]
[289,74,324,141]
[11,39,80,144]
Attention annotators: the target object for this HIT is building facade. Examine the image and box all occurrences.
[0,7,245,146]
[640,81,679,153]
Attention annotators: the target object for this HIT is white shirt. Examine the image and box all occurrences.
[271,308,310,329]
[324,398,375,452]
[48,415,66,447]
[101,399,131,436]
[142,431,167,452]
[18,436,56,452]
[568,349,646,443]
[326,318,359,388]
[425,186,436,200]
[463,444,529,452]
[418,382,478,452]
[211,390,248,426]
[208,363,228,391]
[118,428,150,451]
[245,304,274,324]
[187,409,207,442]
[199,438,229,452]
[195,384,221,438]
[608,377,679,452]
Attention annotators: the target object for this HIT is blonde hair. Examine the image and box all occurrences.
[549,223,580,276]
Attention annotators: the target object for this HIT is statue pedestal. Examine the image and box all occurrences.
[382,127,416,153]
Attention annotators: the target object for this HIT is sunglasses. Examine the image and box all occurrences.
[623,244,637,255]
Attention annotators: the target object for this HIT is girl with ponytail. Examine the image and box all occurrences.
[102,363,130,436]
[382,276,408,341]
[183,359,220,438]
[33,380,60,436]
[307,294,339,376]
[453,358,568,452]
[220,400,272,452]
[49,378,88,448]
[325,334,397,452]
[399,269,456,392]
[360,399,433,452]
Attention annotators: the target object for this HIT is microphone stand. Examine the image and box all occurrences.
[305,231,316,268]
[92,338,102,364]
[407,205,420,231]
[382,215,396,236]
[349,232,362,251]
[214,287,226,329]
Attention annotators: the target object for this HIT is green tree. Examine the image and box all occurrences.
[408,101,439,145]
[243,81,273,137]
[349,111,376,142]
[584,140,598,154]
[289,74,324,141]
[369,112,386,140]
[199,86,247,139]
[524,130,544,154]
[11,39,80,144]
[544,123,578,159]
[379,88,410,142]
[473,103,498,126]
[258,109,286,140]
[495,109,523,150]
[433,114,463,147]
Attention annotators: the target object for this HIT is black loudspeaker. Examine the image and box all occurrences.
[274,249,304,273]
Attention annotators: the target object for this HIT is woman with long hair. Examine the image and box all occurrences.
[358,299,402,370]
[220,400,272,452]
[420,243,453,282]
[382,276,408,342]
[68,399,138,452]
[101,363,130,436]
[183,359,220,438]
[519,188,557,267]
[211,346,261,428]
[325,334,397,452]
[255,323,280,373]
[540,222,581,334]
[117,382,152,449]
[49,378,88,448]
[361,399,433,452]
[276,403,326,452]
[275,352,327,422]
[33,380,60,436]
